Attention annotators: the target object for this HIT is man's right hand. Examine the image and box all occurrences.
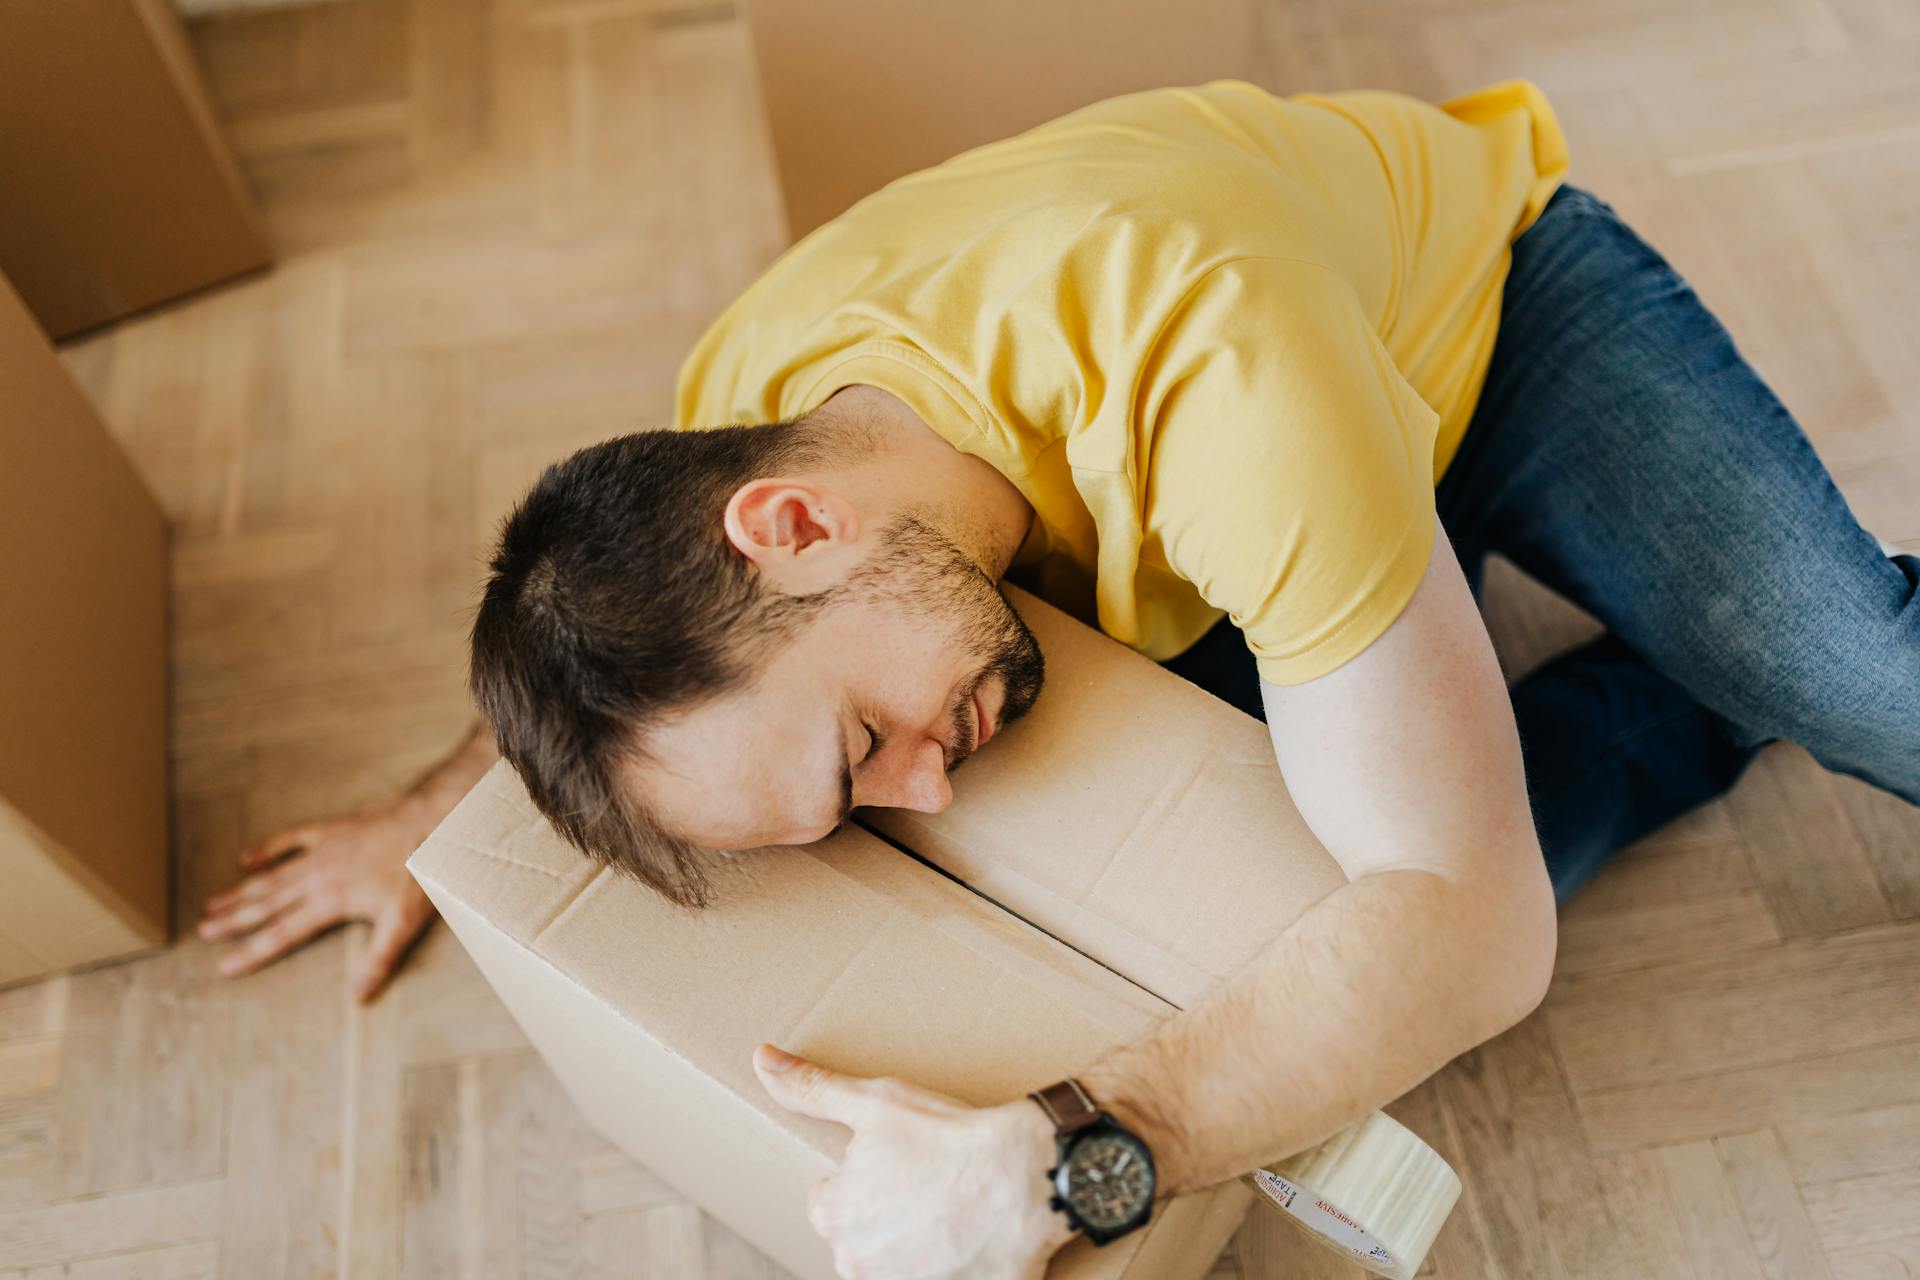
[198,796,444,1002]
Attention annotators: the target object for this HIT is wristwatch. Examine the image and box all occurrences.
[1027,1079,1157,1245]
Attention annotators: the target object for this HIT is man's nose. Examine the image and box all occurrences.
[853,736,953,813]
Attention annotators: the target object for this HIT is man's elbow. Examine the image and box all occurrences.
[1487,942,1555,1034]
[1479,861,1559,1033]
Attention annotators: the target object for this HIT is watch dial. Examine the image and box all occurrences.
[1060,1132,1152,1230]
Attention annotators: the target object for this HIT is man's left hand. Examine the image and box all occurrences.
[753,1043,1077,1279]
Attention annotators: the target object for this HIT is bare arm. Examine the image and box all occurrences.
[1079,519,1558,1191]
[200,719,500,1000]
[394,719,501,828]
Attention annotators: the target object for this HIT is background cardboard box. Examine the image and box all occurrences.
[743,0,1269,241]
[0,0,271,338]
[0,274,171,985]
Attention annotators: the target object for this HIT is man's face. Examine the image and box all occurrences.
[633,518,1045,850]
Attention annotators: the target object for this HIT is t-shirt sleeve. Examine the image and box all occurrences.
[1138,255,1442,686]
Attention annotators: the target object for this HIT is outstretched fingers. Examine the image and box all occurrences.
[238,823,322,872]
[216,904,342,978]
[198,873,305,942]
[352,883,438,1004]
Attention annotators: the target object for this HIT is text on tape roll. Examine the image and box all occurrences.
[1248,1168,1400,1273]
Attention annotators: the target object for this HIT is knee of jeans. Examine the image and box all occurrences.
[1703,612,1920,798]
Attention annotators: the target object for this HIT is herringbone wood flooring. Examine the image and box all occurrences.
[4,0,1918,1276]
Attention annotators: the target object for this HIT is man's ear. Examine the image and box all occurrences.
[723,478,863,593]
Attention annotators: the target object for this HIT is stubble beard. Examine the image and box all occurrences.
[853,512,1047,754]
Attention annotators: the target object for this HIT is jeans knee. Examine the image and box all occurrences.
[1709,621,1920,802]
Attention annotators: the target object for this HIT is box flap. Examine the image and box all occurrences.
[862,585,1348,1010]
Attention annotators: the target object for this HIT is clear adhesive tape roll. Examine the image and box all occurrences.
[1240,1110,1461,1280]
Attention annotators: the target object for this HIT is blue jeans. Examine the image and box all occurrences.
[1161,184,1920,903]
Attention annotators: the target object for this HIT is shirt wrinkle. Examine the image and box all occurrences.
[675,78,1568,683]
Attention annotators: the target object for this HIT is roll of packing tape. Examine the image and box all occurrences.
[1241,1110,1460,1280]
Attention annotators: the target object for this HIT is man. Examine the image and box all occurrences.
[201,77,1919,1274]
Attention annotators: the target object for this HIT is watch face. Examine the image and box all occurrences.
[1058,1131,1153,1230]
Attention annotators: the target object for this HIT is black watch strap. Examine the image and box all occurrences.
[1028,1078,1102,1136]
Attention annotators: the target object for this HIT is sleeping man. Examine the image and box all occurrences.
[200,78,1920,1275]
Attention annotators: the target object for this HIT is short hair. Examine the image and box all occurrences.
[468,412,876,907]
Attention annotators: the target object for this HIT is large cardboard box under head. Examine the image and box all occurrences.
[411,586,1409,1278]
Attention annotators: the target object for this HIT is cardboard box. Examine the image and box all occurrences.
[0,274,170,985]
[863,588,1347,1010]
[412,793,1254,1279]
[742,0,1268,242]
[410,586,1408,1277]
[0,0,272,338]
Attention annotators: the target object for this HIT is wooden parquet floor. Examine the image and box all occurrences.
[4,0,1917,1276]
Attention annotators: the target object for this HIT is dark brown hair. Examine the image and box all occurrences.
[468,413,876,907]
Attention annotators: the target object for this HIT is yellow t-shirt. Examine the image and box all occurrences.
[673,79,1568,684]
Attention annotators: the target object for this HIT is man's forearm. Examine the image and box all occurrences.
[1078,864,1554,1194]
[398,720,501,820]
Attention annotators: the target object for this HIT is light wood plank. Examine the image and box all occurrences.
[0,1047,57,1104]
[341,925,409,1280]
[1546,928,1920,1093]
[1777,1102,1920,1184]
[1827,1236,1920,1280]
[1434,1017,1634,1279]
[1657,1141,1769,1280]
[1803,1166,1920,1254]
[400,1060,476,1279]
[0,982,66,1046]
[1722,745,1894,941]
[1712,1129,1834,1280]
[0,1180,223,1271]
[52,955,229,1200]
[1577,1038,1920,1156]
[1554,886,1782,978]
[8,1238,219,1280]
[1590,1150,1699,1280]
[216,912,350,1279]
[1830,772,1920,920]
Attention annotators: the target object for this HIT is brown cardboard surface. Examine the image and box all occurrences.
[865,586,1345,1010]
[0,799,159,986]
[742,0,1267,242]
[0,0,271,338]
[411,764,1252,1279]
[0,274,170,983]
